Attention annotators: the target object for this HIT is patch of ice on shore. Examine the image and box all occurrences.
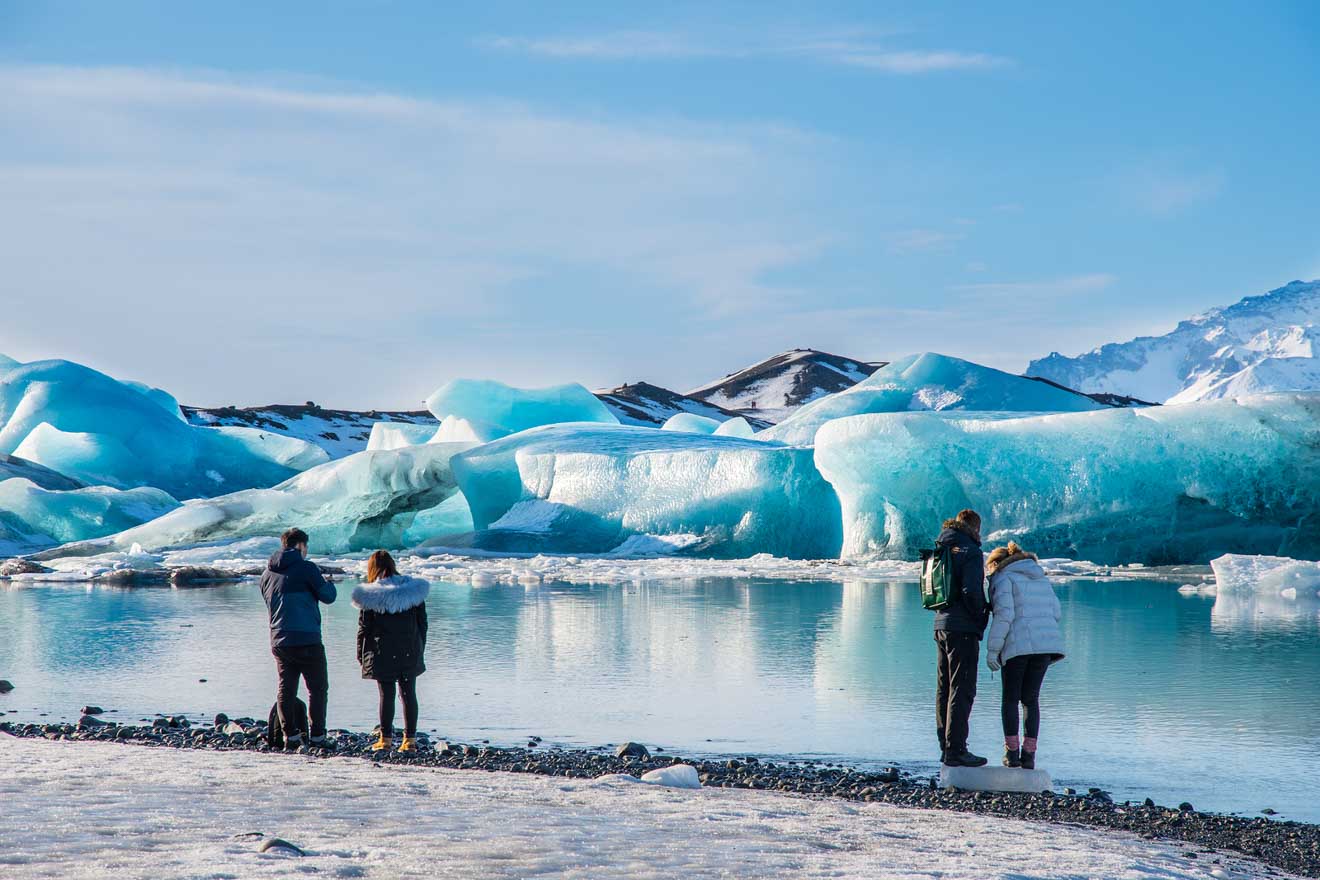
[0,736,1275,880]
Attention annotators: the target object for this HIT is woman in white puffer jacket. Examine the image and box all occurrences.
[985,542,1065,770]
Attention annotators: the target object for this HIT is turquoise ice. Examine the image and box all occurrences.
[426,378,618,442]
[660,413,722,434]
[48,441,474,555]
[813,393,1320,564]
[0,478,179,554]
[762,352,1105,445]
[0,358,328,498]
[450,424,840,558]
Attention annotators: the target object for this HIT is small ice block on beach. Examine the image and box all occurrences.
[939,765,1052,794]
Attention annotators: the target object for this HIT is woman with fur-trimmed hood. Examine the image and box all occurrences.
[985,542,1065,770]
[353,550,430,753]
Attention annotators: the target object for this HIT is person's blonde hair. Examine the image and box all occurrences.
[986,541,1035,574]
[365,550,399,583]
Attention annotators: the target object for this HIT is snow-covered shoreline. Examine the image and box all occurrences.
[0,735,1288,879]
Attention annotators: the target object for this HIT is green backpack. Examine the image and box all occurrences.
[920,545,955,611]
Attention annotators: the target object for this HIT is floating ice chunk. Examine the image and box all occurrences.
[0,478,179,552]
[426,378,618,442]
[0,359,327,498]
[1211,554,1320,595]
[814,394,1320,564]
[763,352,1105,445]
[451,424,841,558]
[367,422,439,451]
[713,416,757,438]
[939,765,1052,794]
[431,415,489,443]
[640,765,702,789]
[661,413,721,434]
[40,442,474,555]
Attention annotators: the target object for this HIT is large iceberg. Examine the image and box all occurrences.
[814,394,1320,564]
[44,442,473,555]
[449,424,840,558]
[426,378,618,443]
[0,359,329,498]
[762,353,1105,445]
[0,478,179,555]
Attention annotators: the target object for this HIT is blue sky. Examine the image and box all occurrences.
[2,1,1317,408]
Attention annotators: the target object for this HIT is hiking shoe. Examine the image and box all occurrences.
[283,734,303,752]
[942,750,988,768]
[1020,750,1036,770]
[399,736,418,753]
[370,733,393,752]
[1003,748,1021,768]
[309,735,335,751]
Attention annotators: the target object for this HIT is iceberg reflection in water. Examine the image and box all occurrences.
[0,574,1316,821]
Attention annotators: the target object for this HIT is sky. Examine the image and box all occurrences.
[1,1,1318,409]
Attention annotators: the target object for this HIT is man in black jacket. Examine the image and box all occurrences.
[933,508,990,767]
[259,527,337,749]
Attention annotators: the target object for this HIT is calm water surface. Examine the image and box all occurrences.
[1,576,1317,821]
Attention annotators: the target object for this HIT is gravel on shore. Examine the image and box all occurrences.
[3,718,1316,878]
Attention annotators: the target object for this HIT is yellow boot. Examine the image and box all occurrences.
[371,732,393,752]
[399,736,418,753]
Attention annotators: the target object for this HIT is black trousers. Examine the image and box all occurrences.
[935,631,979,754]
[378,676,419,738]
[273,643,329,739]
[1001,653,1051,740]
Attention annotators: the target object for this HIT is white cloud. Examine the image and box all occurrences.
[478,30,1011,74]
[0,65,831,407]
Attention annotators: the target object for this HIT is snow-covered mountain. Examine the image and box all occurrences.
[184,404,436,459]
[686,349,884,423]
[1028,280,1320,403]
[593,382,772,429]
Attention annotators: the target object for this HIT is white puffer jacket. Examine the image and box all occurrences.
[986,557,1066,666]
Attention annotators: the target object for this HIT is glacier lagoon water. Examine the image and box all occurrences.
[1,575,1317,823]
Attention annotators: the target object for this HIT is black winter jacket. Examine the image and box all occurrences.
[353,576,430,681]
[931,521,990,637]
[259,548,336,648]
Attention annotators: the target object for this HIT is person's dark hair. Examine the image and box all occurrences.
[281,528,309,549]
[955,509,982,533]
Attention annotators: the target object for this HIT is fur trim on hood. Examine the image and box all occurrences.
[985,542,1038,576]
[352,575,430,614]
[941,517,981,544]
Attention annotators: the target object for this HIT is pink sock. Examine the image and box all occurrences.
[1023,737,1038,753]
[1005,735,1021,750]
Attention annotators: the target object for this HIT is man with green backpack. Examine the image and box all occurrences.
[921,508,991,767]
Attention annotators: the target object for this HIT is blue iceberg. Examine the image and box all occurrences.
[763,353,1105,445]
[49,441,475,555]
[0,478,179,555]
[0,359,328,498]
[450,424,840,558]
[813,393,1320,564]
[426,378,618,443]
[660,413,722,434]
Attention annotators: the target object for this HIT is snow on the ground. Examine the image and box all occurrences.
[0,736,1274,879]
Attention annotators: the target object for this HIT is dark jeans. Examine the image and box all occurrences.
[1001,653,1051,740]
[378,676,419,739]
[935,631,979,754]
[273,643,328,739]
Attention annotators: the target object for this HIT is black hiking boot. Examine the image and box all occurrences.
[283,734,303,752]
[1020,750,1036,770]
[943,749,988,768]
[1003,748,1021,768]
